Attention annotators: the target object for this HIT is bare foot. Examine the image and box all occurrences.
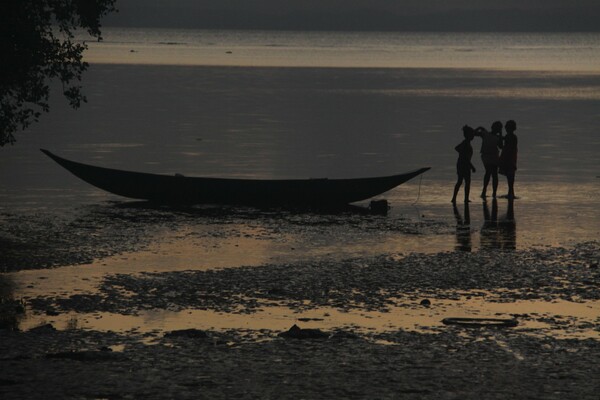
[480,193,487,198]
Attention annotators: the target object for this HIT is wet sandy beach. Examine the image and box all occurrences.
[2,238,600,399]
[2,326,600,399]
[2,63,600,398]
[1,201,600,399]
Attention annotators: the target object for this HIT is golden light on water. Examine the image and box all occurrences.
[15,293,600,341]
[81,30,600,72]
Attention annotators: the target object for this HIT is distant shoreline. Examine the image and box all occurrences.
[86,62,600,76]
[79,29,600,73]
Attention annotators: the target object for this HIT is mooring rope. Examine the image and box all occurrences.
[411,173,424,205]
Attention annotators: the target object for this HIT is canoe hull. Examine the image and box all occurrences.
[41,150,430,206]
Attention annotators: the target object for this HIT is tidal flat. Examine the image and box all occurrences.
[2,327,600,399]
[1,206,599,399]
[2,62,600,398]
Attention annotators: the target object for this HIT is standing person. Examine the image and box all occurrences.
[499,120,518,199]
[451,125,477,203]
[475,121,503,199]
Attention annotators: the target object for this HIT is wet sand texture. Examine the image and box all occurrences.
[1,328,600,399]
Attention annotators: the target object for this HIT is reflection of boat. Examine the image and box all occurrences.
[42,150,430,206]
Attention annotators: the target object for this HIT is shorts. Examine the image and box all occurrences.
[481,153,499,167]
[499,165,516,178]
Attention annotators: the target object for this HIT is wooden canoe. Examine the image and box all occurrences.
[42,149,430,206]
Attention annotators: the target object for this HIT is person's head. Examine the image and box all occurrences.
[505,120,517,133]
[491,121,503,134]
[462,125,475,141]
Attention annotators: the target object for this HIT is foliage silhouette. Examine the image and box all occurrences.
[0,0,116,146]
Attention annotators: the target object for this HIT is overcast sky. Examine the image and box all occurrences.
[104,0,600,31]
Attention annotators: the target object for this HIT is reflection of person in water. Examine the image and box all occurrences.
[453,202,472,252]
[452,125,477,204]
[480,198,499,250]
[499,198,516,250]
[479,198,516,251]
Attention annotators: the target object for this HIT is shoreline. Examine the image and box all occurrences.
[80,28,600,74]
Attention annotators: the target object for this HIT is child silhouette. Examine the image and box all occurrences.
[452,125,477,203]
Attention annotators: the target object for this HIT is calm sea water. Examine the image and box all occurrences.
[83,28,600,71]
[1,29,599,251]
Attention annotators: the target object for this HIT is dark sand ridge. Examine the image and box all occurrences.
[1,327,600,399]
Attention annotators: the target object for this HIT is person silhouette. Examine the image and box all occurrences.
[475,121,503,199]
[499,120,518,199]
[451,125,476,203]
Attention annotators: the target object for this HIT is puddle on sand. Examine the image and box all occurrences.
[10,223,452,300]
[424,295,600,340]
[9,226,306,304]
[6,222,599,342]
[10,232,280,297]
[18,295,600,341]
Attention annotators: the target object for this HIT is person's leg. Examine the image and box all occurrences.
[452,176,463,203]
[481,165,491,197]
[507,173,515,199]
[491,169,499,198]
[464,176,471,202]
